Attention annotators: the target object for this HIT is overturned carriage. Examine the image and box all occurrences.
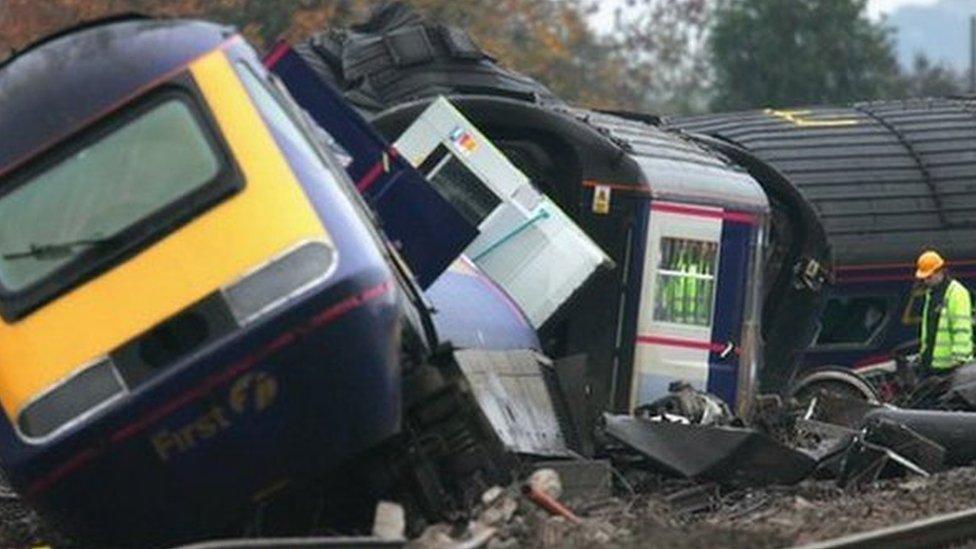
[668,99,976,397]
[276,3,832,416]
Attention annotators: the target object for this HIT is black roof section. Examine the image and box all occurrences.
[296,2,561,113]
[668,98,976,266]
[557,107,767,211]
[296,3,761,208]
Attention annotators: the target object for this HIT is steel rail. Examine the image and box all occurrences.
[797,506,976,549]
[172,537,404,549]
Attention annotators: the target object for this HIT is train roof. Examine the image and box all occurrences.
[0,17,235,179]
[668,98,976,266]
[374,97,768,213]
[295,3,766,214]
[561,107,768,212]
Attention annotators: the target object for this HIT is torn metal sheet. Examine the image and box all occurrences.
[811,439,856,480]
[601,414,815,486]
[795,418,857,479]
[840,442,911,488]
[454,349,571,457]
[395,97,612,328]
[857,408,976,467]
[941,379,976,410]
[839,417,945,487]
[550,354,593,456]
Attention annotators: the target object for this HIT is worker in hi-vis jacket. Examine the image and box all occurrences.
[916,250,973,374]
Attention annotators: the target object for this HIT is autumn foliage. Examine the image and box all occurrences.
[0,0,653,110]
[1,0,932,113]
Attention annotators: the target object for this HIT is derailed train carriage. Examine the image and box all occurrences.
[0,16,573,547]
[0,7,850,548]
[276,3,833,422]
[669,99,976,400]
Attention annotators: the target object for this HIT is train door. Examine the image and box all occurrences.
[266,45,478,288]
[629,202,758,409]
[394,97,611,327]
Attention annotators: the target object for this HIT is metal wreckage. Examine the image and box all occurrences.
[3,4,976,547]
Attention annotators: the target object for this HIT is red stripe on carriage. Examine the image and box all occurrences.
[637,334,737,355]
[650,202,758,225]
[356,149,399,192]
[263,41,291,68]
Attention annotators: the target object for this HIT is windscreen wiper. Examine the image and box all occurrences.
[2,236,118,260]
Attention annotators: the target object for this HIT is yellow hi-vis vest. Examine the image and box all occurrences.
[922,279,974,370]
[670,251,700,323]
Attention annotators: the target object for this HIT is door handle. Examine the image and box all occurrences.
[720,342,736,359]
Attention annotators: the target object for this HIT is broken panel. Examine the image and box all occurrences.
[454,349,571,457]
[395,97,612,327]
[857,408,976,467]
[602,414,815,486]
[839,417,945,487]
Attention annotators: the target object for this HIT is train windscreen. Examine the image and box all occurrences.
[0,94,237,318]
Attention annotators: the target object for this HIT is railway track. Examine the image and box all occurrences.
[800,506,976,549]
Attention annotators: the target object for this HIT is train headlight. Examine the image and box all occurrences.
[222,240,337,326]
[18,357,127,440]
[15,241,335,442]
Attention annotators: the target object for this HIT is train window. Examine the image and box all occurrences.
[0,94,233,305]
[815,296,889,346]
[415,144,500,226]
[653,238,718,327]
[427,156,500,226]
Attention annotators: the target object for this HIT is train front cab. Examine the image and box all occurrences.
[0,19,412,546]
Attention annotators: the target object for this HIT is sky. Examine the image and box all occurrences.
[867,0,940,19]
[592,0,940,31]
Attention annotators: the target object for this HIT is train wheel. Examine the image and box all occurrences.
[792,367,880,427]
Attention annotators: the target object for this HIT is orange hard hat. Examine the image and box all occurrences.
[916,250,946,279]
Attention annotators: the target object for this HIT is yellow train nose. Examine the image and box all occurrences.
[0,49,329,429]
